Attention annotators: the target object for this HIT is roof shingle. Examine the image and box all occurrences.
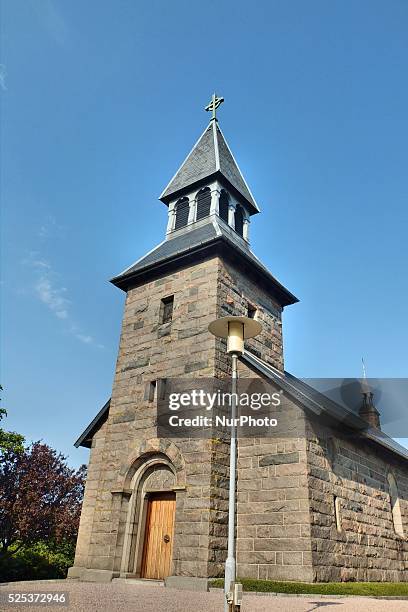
[160,121,259,214]
[110,218,297,306]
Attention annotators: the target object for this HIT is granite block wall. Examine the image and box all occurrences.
[306,420,408,582]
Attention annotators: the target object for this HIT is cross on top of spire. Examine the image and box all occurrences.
[160,94,260,214]
[205,92,224,121]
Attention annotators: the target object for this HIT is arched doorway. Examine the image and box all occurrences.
[120,457,177,579]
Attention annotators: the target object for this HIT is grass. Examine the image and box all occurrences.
[209,578,408,597]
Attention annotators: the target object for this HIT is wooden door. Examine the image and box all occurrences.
[141,492,176,579]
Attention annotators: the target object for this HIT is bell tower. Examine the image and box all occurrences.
[70,96,299,586]
[159,93,259,245]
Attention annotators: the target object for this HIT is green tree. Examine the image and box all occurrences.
[0,385,25,453]
[0,390,86,579]
[0,442,86,561]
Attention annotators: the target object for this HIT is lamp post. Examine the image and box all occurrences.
[208,316,262,611]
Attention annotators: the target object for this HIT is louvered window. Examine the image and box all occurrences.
[196,187,211,221]
[235,204,244,237]
[219,190,229,223]
[174,197,189,230]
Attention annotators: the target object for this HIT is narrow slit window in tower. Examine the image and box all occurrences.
[160,295,174,325]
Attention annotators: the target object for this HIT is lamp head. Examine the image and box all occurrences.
[208,316,262,355]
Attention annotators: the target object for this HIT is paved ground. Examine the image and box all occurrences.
[0,580,408,612]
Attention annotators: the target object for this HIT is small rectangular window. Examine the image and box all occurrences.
[144,380,157,402]
[157,378,167,401]
[160,295,174,324]
[247,303,257,319]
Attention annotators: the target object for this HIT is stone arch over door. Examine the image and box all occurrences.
[114,439,186,577]
[118,438,186,490]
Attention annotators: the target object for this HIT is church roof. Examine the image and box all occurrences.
[74,398,110,449]
[110,218,298,306]
[160,121,260,215]
[242,351,408,462]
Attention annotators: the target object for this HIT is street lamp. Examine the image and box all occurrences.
[208,316,262,611]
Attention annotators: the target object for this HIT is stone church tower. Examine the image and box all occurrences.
[70,99,408,586]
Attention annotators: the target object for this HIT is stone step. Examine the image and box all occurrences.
[112,577,165,587]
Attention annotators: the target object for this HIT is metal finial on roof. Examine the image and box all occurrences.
[362,357,367,380]
[361,357,370,394]
[205,92,224,121]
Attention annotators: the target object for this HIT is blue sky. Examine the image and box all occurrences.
[1,0,407,468]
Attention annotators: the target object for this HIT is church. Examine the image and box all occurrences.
[69,96,408,588]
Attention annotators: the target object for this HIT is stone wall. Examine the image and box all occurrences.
[72,256,220,580]
[71,252,291,582]
[213,259,314,581]
[72,419,109,570]
[306,419,408,582]
[208,257,294,579]
[232,371,313,582]
[235,434,313,581]
[216,258,284,375]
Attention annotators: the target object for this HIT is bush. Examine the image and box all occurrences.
[0,541,75,583]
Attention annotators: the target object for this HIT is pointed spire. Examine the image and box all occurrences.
[160,97,260,214]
